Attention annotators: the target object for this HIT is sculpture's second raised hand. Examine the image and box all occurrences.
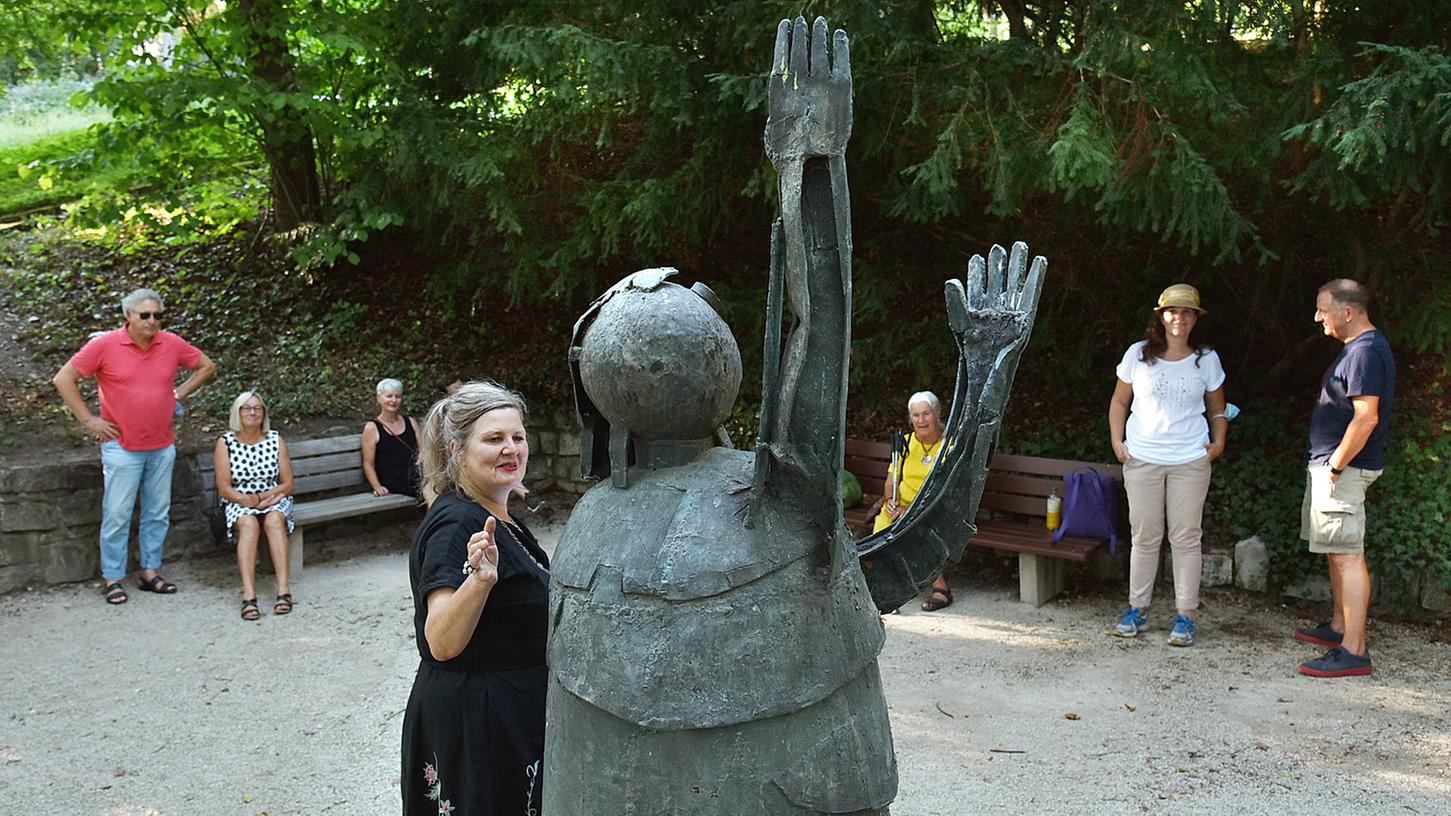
[765,16,851,166]
[946,241,1046,402]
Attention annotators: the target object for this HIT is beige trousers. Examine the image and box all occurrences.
[1123,457,1212,611]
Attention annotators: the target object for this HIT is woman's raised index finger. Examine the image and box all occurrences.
[484,516,496,535]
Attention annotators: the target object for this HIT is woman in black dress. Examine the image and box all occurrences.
[401,380,549,816]
[362,377,421,497]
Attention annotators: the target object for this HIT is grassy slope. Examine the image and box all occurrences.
[0,79,123,219]
[0,127,135,218]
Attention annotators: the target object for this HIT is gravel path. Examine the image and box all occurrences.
[2,520,1447,815]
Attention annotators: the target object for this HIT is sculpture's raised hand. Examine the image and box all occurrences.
[765,16,851,167]
[945,242,1046,377]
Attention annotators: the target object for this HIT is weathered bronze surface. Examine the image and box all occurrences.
[545,16,1044,814]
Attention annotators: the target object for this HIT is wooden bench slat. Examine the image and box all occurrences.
[293,469,370,495]
[845,439,892,458]
[982,471,1064,499]
[289,451,369,477]
[990,452,1122,480]
[286,434,365,458]
[294,493,416,525]
[979,493,1050,518]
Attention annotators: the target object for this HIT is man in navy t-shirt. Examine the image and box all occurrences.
[1294,279,1395,678]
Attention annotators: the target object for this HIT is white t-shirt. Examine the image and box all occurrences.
[1116,341,1226,465]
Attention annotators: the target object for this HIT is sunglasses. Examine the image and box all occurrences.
[134,311,164,321]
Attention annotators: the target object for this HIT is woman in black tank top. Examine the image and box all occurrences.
[362,377,422,497]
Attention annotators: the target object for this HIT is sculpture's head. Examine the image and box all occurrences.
[570,269,742,484]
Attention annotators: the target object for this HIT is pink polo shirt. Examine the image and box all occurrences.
[68,328,203,451]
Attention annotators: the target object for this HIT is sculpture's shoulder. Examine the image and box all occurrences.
[552,447,819,599]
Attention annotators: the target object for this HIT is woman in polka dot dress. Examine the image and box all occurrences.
[214,390,296,620]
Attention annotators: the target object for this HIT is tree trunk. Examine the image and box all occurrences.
[235,0,320,232]
[997,0,1030,40]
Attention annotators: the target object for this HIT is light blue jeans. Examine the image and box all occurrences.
[99,441,177,581]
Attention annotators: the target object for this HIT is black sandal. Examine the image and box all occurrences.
[273,594,293,615]
[104,581,128,605]
[921,587,954,612]
[137,574,178,594]
[240,597,260,621]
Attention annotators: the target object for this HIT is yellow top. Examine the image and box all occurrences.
[871,432,944,533]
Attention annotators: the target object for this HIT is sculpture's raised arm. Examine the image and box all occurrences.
[753,17,854,524]
[857,243,1047,611]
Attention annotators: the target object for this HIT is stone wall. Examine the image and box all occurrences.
[0,449,213,593]
[523,409,593,495]
[0,414,591,594]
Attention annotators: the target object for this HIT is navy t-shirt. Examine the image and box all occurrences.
[1307,330,1395,470]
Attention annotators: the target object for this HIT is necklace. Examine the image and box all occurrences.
[918,435,942,464]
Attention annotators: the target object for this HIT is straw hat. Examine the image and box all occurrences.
[1155,283,1206,314]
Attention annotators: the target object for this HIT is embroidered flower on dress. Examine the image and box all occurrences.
[423,754,444,805]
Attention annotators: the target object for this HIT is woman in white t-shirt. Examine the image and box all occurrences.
[1108,284,1228,647]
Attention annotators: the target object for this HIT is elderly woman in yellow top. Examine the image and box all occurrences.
[872,391,953,610]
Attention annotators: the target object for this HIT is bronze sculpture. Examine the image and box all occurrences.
[545,17,1045,814]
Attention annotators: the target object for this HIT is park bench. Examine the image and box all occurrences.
[973,453,1123,607]
[843,440,1123,607]
[198,433,418,575]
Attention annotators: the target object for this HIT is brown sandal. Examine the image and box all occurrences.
[921,587,953,612]
[240,597,260,621]
[273,594,293,615]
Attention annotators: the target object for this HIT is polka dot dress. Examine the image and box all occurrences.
[221,430,295,535]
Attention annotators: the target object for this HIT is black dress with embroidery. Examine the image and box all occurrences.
[372,417,420,497]
[401,489,550,816]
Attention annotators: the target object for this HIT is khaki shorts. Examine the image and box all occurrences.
[1300,465,1383,554]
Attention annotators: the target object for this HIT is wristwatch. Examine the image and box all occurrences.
[1330,465,1344,476]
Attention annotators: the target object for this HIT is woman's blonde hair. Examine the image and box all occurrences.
[228,390,270,433]
[418,380,528,500]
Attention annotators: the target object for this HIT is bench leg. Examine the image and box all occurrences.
[1019,553,1065,607]
[288,527,304,578]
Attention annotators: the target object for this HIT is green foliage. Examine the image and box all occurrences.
[1,130,124,217]
[1361,417,1451,611]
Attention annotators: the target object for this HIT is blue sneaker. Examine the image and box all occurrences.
[1113,607,1146,637]
[1299,646,1372,677]
[1168,614,1197,647]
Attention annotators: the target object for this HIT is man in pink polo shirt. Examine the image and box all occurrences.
[54,288,216,605]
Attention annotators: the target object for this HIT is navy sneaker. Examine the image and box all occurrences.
[1294,621,1344,648]
[1299,647,1372,678]
[1167,614,1196,647]
[1113,607,1147,638]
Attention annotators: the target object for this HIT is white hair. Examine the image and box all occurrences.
[907,391,942,417]
[121,288,163,318]
[376,378,404,396]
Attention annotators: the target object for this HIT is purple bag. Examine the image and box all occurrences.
[1053,468,1120,553]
